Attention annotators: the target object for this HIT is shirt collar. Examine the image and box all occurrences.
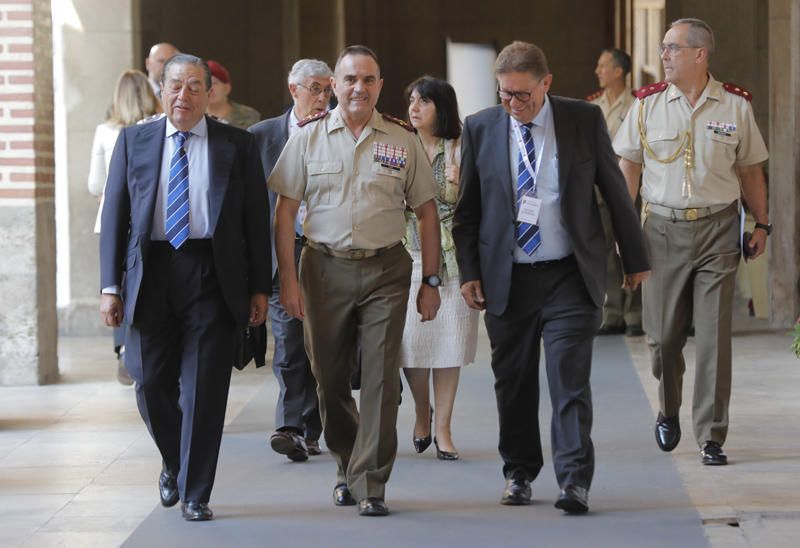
[289,107,301,129]
[667,73,722,104]
[326,106,383,134]
[166,115,208,138]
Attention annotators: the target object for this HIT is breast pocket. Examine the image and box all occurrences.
[646,128,680,158]
[706,132,738,173]
[370,163,405,209]
[307,160,344,204]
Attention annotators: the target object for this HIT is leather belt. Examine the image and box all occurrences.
[305,239,401,260]
[644,201,735,222]
[514,254,575,269]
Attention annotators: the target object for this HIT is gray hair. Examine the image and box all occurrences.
[671,18,715,55]
[288,59,333,85]
[161,53,212,90]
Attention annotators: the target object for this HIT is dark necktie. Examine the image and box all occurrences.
[516,123,541,255]
[166,131,190,249]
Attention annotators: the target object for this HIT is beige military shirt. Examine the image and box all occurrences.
[591,87,634,139]
[268,106,437,251]
[613,75,768,209]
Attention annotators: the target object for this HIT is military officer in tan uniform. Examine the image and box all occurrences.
[614,18,770,466]
[588,48,642,336]
[269,45,441,516]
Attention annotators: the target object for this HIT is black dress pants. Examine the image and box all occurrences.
[124,240,238,503]
[484,257,601,490]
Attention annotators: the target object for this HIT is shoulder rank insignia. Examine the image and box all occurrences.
[381,112,415,132]
[634,81,668,99]
[585,89,603,101]
[297,110,329,127]
[722,82,752,102]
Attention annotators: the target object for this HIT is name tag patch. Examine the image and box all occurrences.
[373,142,407,170]
[706,120,736,137]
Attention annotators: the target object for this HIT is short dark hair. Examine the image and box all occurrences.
[335,45,380,75]
[495,41,549,79]
[405,76,462,140]
[161,53,212,90]
[603,48,631,77]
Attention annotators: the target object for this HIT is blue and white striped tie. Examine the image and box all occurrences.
[166,131,190,249]
[516,123,541,256]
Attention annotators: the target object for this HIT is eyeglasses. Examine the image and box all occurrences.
[297,83,333,96]
[497,82,541,102]
[659,44,699,55]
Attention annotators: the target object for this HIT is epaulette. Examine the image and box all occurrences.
[585,90,603,101]
[722,82,753,102]
[381,112,414,132]
[634,81,668,99]
[297,110,329,128]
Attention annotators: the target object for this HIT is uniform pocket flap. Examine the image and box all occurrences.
[647,129,679,142]
[308,160,343,175]
[709,132,737,145]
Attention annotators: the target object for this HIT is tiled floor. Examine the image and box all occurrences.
[1,304,799,547]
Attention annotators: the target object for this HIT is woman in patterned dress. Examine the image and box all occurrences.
[399,76,479,460]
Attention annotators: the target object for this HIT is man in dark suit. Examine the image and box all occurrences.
[453,41,650,513]
[99,54,270,522]
[248,58,333,462]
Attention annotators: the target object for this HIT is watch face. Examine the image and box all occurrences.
[424,275,441,287]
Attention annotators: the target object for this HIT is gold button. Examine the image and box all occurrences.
[685,209,698,221]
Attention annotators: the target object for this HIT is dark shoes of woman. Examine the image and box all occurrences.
[434,438,460,461]
[413,406,433,453]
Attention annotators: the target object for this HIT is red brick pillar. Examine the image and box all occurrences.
[0,0,57,384]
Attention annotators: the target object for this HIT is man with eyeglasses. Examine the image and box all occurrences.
[615,18,770,466]
[100,54,270,521]
[587,48,643,338]
[453,41,649,514]
[249,59,333,463]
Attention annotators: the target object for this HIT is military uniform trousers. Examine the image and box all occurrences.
[642,202,739,446]
[597,188,642,328]
[124,240,238,503]
[299,243,412,501]
[269,238,322,440]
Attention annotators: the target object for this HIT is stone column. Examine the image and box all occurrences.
[768,0,800,326]
[53,0,135,335]
[0,0,57,385]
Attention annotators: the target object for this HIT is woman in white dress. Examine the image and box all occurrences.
[87,69,159,384]
[399,76,479,460]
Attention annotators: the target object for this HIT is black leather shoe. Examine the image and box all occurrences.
[597,324,625,335]
[701,441,728,465]
[500,477,532,506]
[358,497,389,516]
[306,438,322,456]
[413,406,433,453]
[270,429,308,462]
[555,485,589,514]
[333,483,357,506]
[158,468,179,508]
[655,412,681,452]
[181,501,213,521]
[434,438,460,461]
[625,325,644,337]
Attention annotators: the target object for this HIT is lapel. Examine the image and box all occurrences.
[132,117,166,231]
[550,95,575,197]
[207,116,235,234]
[489,107,513,210]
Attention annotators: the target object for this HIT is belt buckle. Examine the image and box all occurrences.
[351,250,365,260]
[684,208,698,221]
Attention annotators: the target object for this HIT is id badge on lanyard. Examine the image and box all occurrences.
[513,120,543,225]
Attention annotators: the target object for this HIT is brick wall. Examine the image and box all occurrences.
[0,0,53,201]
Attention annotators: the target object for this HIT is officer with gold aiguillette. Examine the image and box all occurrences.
[614,18,770,466]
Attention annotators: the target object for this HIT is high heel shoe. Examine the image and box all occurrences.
[413,406,433,453]
[434,438,460,461]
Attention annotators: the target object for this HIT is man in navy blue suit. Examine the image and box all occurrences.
[99,54,270,521]
[249,58,333,462]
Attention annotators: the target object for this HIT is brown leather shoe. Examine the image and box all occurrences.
[270,430,308,462]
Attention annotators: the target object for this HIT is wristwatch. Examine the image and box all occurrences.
[754,222,772,235]
[422,274,441,288]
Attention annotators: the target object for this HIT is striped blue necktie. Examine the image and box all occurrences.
[166,131,190,249]
[516,123,541,255]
